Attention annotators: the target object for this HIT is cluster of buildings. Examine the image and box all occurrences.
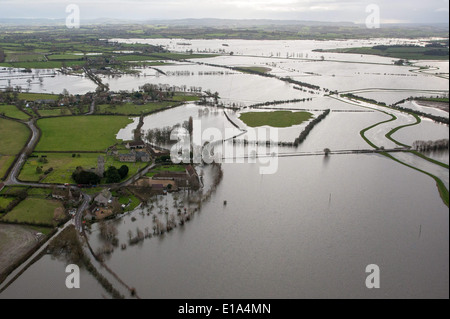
[111,141,169,164]
[134,164,201,194]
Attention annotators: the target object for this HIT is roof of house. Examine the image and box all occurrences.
[94,189,112,205]
[128,141,145,147]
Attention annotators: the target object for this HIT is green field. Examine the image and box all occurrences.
[0,186,28,196]
[146,164,187,177]
[0,118,30,155]
[47,54,84,61]
[171,95,201,102]
[5,53,45,63]
[97,102,177,115]
[417,97,449,103]
[37,108,72,117]
[35,116,133,152]
[115,55,161,62]
[2,198,63,225]
[239,111,313,128]
[18,93,58,101]
[0,61,84,69]
[0,197,14,210]
[0,155,15,180]
[322,46,449,60]
[236,66,272,74]
[19,153,147,184]
[0,104,31,120]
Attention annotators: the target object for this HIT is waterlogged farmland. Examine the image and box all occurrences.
[0,37,448,299]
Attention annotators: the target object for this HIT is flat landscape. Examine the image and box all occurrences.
[0,11,448,301]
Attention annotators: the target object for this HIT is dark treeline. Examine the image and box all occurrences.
[341,93,387,107]
[72,168,101,185]
[249,97,313,108]
[392,104,449,125]
[48,226,124,299]
[294,109,330,146]
[280,77,321,91]
[412,139,449,152]
[145,119,191,145]
[343,93,449,125]
[199,61,323,91]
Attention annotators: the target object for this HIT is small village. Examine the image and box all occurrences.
[81,140,201,222]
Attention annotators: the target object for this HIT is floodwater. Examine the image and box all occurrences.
[2,154,447,299]
[0,38,448,299]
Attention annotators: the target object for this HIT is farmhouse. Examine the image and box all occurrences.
[94,189,113,207]
[118,153,136,163]
[126,141,146,150]
[135,151,151,163]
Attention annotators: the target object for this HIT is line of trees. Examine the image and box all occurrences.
[294,109,331,146]
[391,104,449,125]
[412,139,449,152]
[105,165,129,183]
[341,93,387,107]
[249,97,313,108]
[145,119,191,145]
[72,167,101,185]
[198,61,323,91]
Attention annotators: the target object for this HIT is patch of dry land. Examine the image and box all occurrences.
[416,100,449,113]
[0,224,40,276]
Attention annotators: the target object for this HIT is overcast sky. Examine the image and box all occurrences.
[0,0,449,23]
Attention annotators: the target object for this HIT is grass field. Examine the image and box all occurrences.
[417,97,449,103]
[0,61,84,69]
[97,102,177,115]
[0,118,30,155]
[35,116,133,152]
[19,153,147,184]
[239,111,313,128]
[236,66,272,74]
[0,155,15,180]
[18,93,58,101]
[146,164,187,177]
[115,55,161,62]
[0,186,28,196]
[37,108,72,117]
[171,95,201,102]
[5,53,45,63]
[47,54,83,61]
[0,104,31,120]
[2,198,63,225]
[322,46,449,60]
[0,197,14,210]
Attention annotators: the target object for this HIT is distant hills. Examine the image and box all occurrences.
[0,18,448,29]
